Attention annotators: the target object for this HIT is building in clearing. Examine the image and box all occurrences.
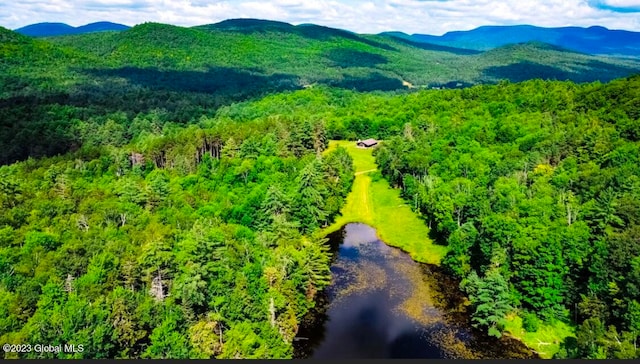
[356,138,379,148]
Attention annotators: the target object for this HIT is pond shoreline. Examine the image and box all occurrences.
[307,140,542,358]
[293,223,538,359]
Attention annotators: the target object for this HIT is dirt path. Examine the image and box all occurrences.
[355,168,377,176]
[361,175,371,218]
[402,80,415,89]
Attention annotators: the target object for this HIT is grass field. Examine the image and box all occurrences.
[324,140,448,265]
[503,314,575,359]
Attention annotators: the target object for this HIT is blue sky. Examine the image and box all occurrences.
[2,0,640,34]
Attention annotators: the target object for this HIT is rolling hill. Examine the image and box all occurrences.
[391,25,640,57]
[2,19,640,164]
[45,19,640,87]
[14,21,130,37]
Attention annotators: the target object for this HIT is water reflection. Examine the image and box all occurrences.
[293,223,536,359]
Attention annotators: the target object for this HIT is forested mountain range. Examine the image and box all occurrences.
[17,20,640,58]
[389,24,640,57]
[2,19,640,166]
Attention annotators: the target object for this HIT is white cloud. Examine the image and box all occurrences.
[1,0,639,34]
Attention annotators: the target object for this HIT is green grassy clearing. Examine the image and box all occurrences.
[503,314,575,359]
[324,140,447,265]
[324,140,377,173]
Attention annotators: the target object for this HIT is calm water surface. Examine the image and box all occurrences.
[293,223,536,359]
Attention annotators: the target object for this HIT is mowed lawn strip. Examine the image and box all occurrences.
[324,140,447,265]
[369,178,447,265]
[324,140,377,173]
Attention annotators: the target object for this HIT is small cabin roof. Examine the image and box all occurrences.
[358,138,378,146]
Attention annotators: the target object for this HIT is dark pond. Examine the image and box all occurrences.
[293,223,537,359]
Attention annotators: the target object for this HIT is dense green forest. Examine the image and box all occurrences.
[2,20,640,359]
[372,77,640,359]
[0,114,355,358]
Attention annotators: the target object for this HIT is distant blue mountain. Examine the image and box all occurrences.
[76,22,130,34]
[15,21,130,37]
[15,22,76,37]
[385,25,640,57]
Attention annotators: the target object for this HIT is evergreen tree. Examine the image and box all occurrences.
[462,269,512,338]
[294,158,328,232]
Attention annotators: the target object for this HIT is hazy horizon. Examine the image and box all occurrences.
[10,17,640,36]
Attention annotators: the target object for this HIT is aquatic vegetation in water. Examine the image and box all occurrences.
[295,224,536,359]
[432,330,481,359]
[331,259,388,304]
